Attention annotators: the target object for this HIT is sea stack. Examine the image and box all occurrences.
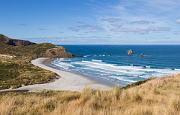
[127,49,134,56]
[140,53,144,58]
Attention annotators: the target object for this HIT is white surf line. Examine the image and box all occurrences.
[15,58,112,92]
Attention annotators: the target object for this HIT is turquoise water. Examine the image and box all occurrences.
[51,45,180,86]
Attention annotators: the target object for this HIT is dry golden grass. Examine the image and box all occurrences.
[0,74,180,115]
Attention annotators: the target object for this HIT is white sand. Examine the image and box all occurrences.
[16,58,111,92]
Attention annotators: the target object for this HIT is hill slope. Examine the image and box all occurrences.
[0,34,35,46]
[0,42,57,89]
[0,74,179,115]
[0,35,71,89]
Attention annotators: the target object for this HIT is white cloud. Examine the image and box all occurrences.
[147,0,180,11]
[98,16,170,35]
[176,19,180,24]
[69,24,104,33]
[60,0,180,44]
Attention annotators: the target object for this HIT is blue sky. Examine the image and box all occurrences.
[0,0,180,44]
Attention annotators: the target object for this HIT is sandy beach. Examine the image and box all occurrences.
[14,58,111,92]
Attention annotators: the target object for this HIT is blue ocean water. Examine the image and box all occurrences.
[51,45,180,86]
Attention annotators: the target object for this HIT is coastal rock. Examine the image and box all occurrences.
[0,34,35,46]
[127,49,134,56]
[45,46,73,58]
[140,53,144,58]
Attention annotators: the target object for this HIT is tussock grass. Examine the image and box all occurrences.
[0,74,180,115]
[0,59,56,89]
[0,43,57,89]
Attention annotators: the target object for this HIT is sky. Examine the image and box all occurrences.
[0,0,180,44]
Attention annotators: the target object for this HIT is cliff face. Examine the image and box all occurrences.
[45,46,73,58]
[0,34,35,46]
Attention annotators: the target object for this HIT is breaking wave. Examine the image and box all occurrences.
[51,58,180,86]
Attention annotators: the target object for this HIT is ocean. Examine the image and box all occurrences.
[50,45,180,86]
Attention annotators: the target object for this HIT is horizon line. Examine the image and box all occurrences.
[56,44,180,45]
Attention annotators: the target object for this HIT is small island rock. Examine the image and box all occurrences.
[140,53,144,58]
[127,49,134,56]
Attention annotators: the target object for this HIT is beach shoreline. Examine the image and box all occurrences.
[15,58,112,92]
[1,56,179,93]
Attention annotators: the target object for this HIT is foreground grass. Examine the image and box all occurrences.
[0,43,57,89]
[0,74,179,115]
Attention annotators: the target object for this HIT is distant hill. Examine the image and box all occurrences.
[0,40,56,59]
[0,34,35,46]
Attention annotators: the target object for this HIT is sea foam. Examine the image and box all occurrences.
[51,58,180,85]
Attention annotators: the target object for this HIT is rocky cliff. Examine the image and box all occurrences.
[45,46,73,58]
[0,34,35,46]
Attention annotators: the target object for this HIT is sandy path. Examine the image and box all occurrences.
[14,58,111,92]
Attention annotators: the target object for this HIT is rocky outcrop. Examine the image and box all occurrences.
[127,49,134,56]
[45,46,73,58]
[0,34,35,46]
[139,53,144,58]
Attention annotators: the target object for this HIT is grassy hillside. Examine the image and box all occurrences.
[0,43,57,89]
[0,42,56,59]
[0,74,179,115]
